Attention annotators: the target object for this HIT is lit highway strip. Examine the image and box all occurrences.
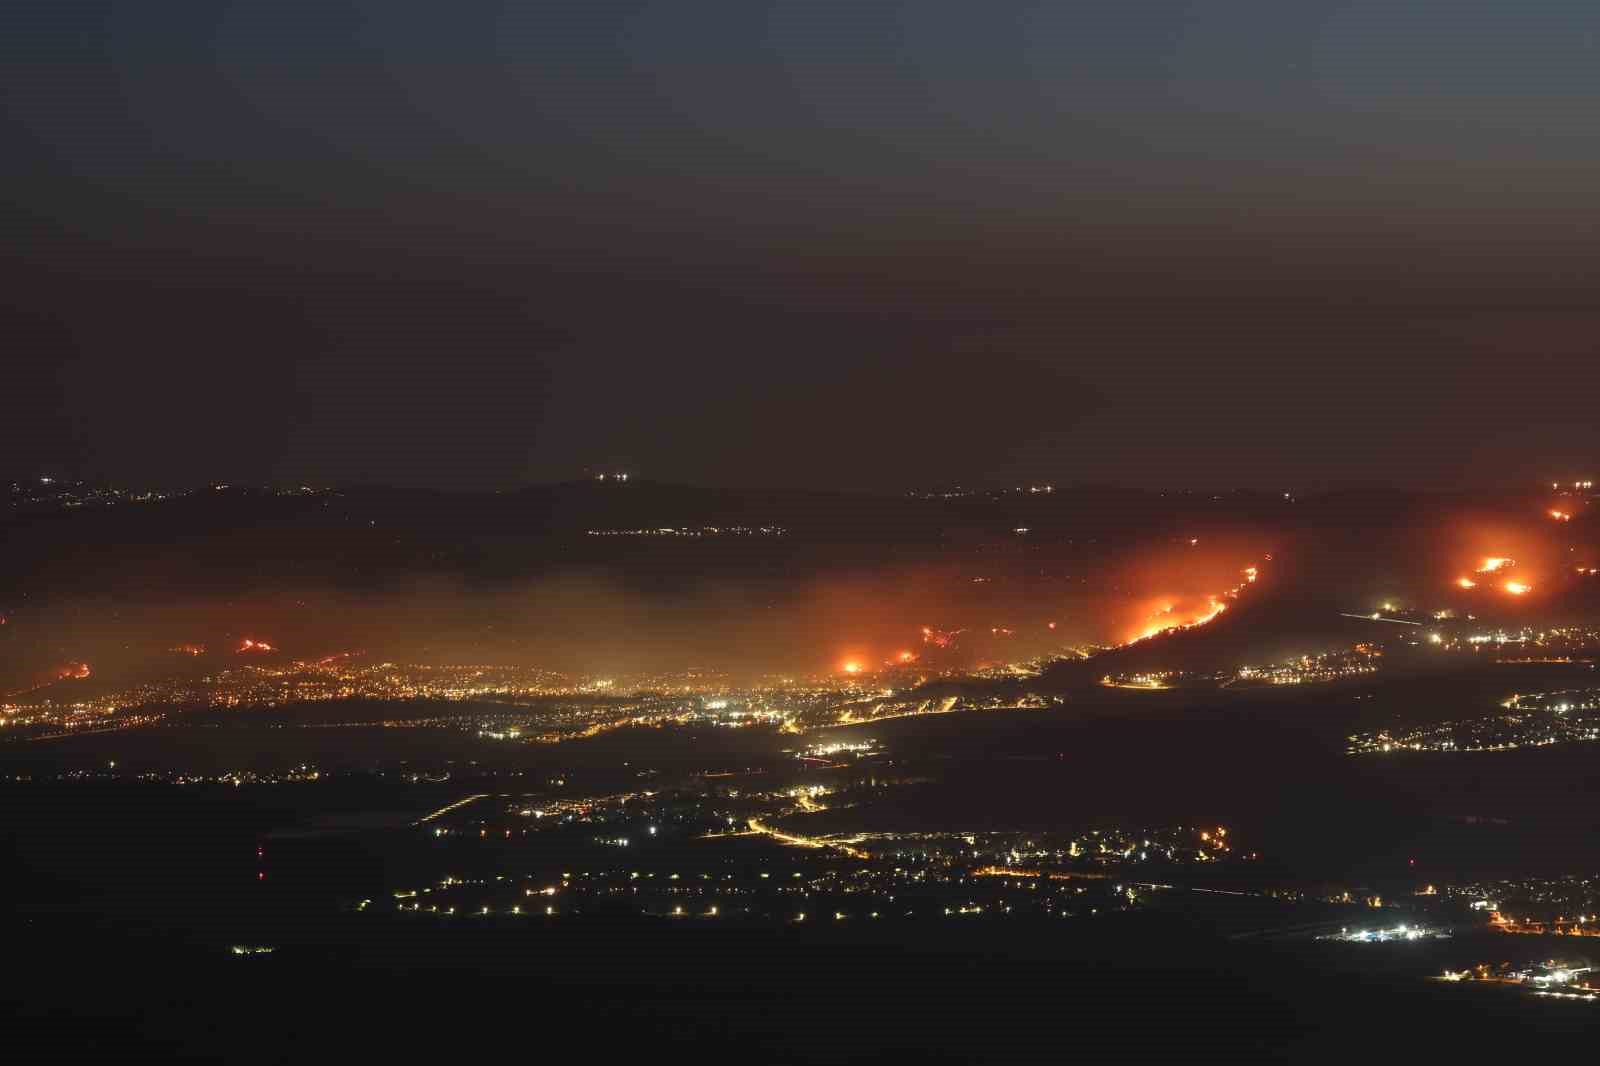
[415,793,490,825]
[1340,613,1423,626]
[746,816,872,860]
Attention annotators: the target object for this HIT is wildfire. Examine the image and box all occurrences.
[237,638,275,654]
[1460,557,1533,595]
[841,660,864,675]
[1122,558,1265,645]
[920,626,963,649]
[57,662,91,680]
[1550,510,1572,522]
[895,650,917,664]
[1129,596,1228,643]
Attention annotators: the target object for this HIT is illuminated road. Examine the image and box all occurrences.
[794,791,826,813]
[747,816,872,860]
[415,793,489,825]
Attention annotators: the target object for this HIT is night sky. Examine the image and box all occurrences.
[9,2,1600,491]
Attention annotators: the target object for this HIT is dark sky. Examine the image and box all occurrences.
[8,2,1600,491]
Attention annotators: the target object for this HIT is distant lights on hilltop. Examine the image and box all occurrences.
[908,484,1054,500]
[593,471,631,482]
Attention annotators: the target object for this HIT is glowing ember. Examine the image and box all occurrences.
[237,639,275,653]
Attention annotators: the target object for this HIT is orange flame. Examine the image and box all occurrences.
[1120,558,1264,645]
